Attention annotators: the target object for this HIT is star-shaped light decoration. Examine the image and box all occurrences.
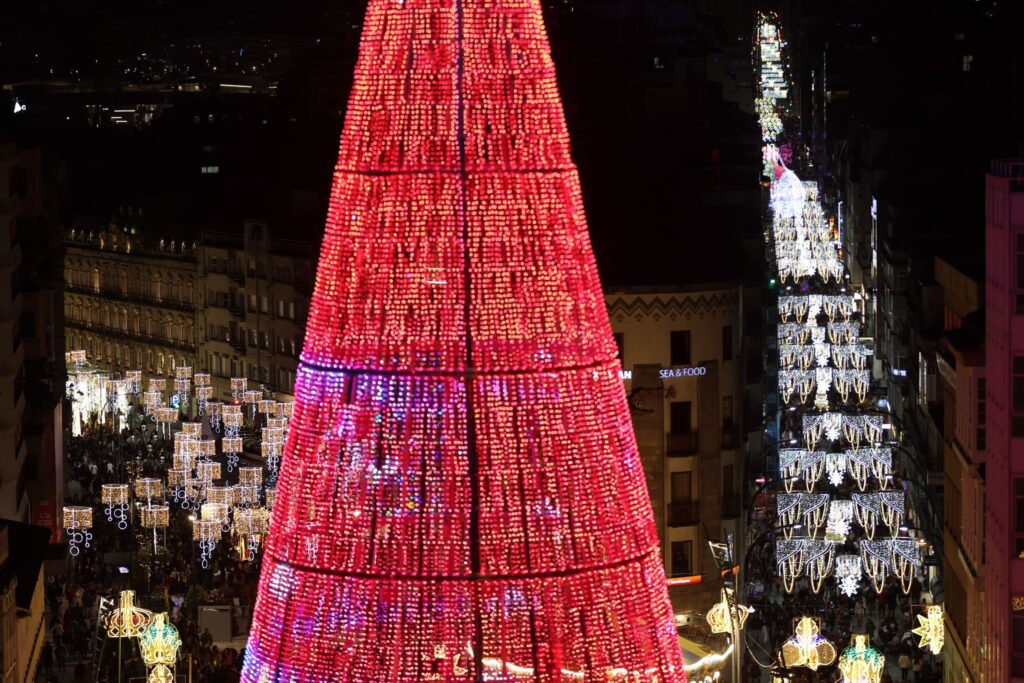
[911,605,944,655]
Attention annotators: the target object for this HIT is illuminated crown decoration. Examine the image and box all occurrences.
[106,590,154,638]
[139,613,182,667]
[240,0,685,680]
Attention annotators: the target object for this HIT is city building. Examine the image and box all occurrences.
[0,521,48,683]
[605,283,744,609]
[921,256,985,683]
[984,159,1024,682]
[198,222,312,401]
[63,221,312,402]
[0,145,28,522]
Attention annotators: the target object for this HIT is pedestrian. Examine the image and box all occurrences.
[898,650,910,681]
[40,640,53,674]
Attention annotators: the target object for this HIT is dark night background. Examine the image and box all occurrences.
[0,0,1022,286]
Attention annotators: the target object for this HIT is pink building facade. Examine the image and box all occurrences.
[984,160,1024,681]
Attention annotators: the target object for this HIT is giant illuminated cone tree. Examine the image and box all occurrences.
[241,1,686,681]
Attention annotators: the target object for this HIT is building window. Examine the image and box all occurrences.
[1014,614,1024,676]
[722,325,733,361]
[1015,479,1024,557]
[248,294,257,312]
[200,165,220,174]
[671,471,692,503]
[288,302,295,319]
[277,300,285,317]
[670,401,692,434]
[962,54,973,72]
[670,330,691,366]
[671,541,693,576]
[613,333,624,359]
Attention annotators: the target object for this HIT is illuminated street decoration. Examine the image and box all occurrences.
[139,612,181,666]
[756,6,925,671]
[101,484,130,530]
[106,590,154,638]
[912,605,944,655]
[781,617,836,671]
[193,519,221,569]
[63,506,93,557]
[239,0,687,680]
[706,588,752,634]
[838,635,884,683]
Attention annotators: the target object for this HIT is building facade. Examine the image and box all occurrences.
[605,284,743,609]
[984,160,1024,682]
[925,257,986,683]
[0,146,28,522]
[63,221,313,402]
[198,222,311,402]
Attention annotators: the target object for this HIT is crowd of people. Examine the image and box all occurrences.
[37,423,266,682]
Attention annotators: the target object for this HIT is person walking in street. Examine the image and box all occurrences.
[898,650,911,681]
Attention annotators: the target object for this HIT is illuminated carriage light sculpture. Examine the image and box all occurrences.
[101,483,130,530]
[193,519,222,569]
[62,506,93,557]
[781,617,837,671]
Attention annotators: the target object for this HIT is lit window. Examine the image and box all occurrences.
[963,55,973,72]
[200,165,220,175]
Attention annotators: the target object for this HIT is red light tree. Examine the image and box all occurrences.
[241,1,686,681]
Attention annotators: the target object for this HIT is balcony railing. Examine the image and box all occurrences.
[668,502,700,527]
[666,431,699,456]
[67,319,196,352]
[65,283,195,313]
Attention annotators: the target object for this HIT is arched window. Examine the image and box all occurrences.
[91,267,100,293]
[153,274,162,302]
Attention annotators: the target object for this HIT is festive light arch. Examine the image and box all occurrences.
[241,1,686,681]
